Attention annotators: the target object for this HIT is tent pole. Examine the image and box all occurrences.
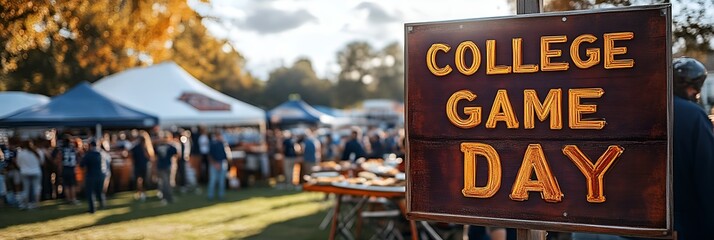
[95,123,102,150]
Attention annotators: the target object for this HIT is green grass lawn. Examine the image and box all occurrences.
[0,187,332,239]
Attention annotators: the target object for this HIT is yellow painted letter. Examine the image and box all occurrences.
[513,38,539,73]
[446,90,482,128]
[462,143,502,198]
[510,144,563,202]
[524,89,562,129]
[569,88,606,129]
[562,145,624,203]
[540,35,569,71]
[604,32,634,69]
[427,43,452,76]
[570,34,601,69]
[486,40,512,75]
[486,90,519,129]
[455,41,481,76]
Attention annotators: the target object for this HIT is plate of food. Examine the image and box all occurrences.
[304,173,345,185]
[311,171,340,178]
[360,159,401,176]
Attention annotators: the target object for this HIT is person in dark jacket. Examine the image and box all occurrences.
[341,129,366,162]
[81,141,107,213]
[671,57,714,239]
[368,133,384,159]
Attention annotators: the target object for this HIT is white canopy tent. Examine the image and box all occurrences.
[0,92,50,143]
[0,91,50,118]
[93,62,265,127]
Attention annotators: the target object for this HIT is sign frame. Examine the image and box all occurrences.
[404,4,673,238]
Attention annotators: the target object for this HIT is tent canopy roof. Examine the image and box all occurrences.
[0,83,158,128]
[268,100,334,125]
[0,92,49,118]
[93,61,265,127]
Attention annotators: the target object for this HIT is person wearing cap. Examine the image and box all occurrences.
[671,57,714,239]
[80,140,107,213]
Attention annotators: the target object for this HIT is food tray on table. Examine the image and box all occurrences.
[304,171,344,185]
[313,161,356,172]
[360,158,402,177]
[329,170,406,193]
[331,181,406,193]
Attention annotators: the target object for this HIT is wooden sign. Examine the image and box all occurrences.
[178,92,231,111]
[405,5,672,237]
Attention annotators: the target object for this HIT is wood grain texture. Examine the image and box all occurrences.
[405,5,671,237]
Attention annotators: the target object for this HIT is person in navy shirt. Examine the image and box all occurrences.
[341,129,366,162]
[207,132,231,200]
[155,132,178,204]
[281,131,298,189]
[368,133,385,159]
[670,57,714,239]
[81,140,107,213]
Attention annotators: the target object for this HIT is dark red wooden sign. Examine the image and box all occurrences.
[405,5,672,237]
[178,92,231,111]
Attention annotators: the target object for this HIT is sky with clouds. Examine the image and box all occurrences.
[190,0,512,80]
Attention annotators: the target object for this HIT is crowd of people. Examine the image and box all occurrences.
[0,127,235,213]
[0,135,98,211]
[0,124,403,213]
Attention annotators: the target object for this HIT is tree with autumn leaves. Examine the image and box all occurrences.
[0,0,255,97]
[541,0,713,58]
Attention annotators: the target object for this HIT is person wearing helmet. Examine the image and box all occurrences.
[672,57,714,239]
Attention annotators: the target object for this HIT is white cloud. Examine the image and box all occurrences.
[241,8,317,34]
[355,2,401,24]
[195,0,511,80]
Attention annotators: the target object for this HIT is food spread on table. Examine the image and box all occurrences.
[305,157,405,189]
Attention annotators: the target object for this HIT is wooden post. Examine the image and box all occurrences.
[515,1,546,240]
[516,0,542,14]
